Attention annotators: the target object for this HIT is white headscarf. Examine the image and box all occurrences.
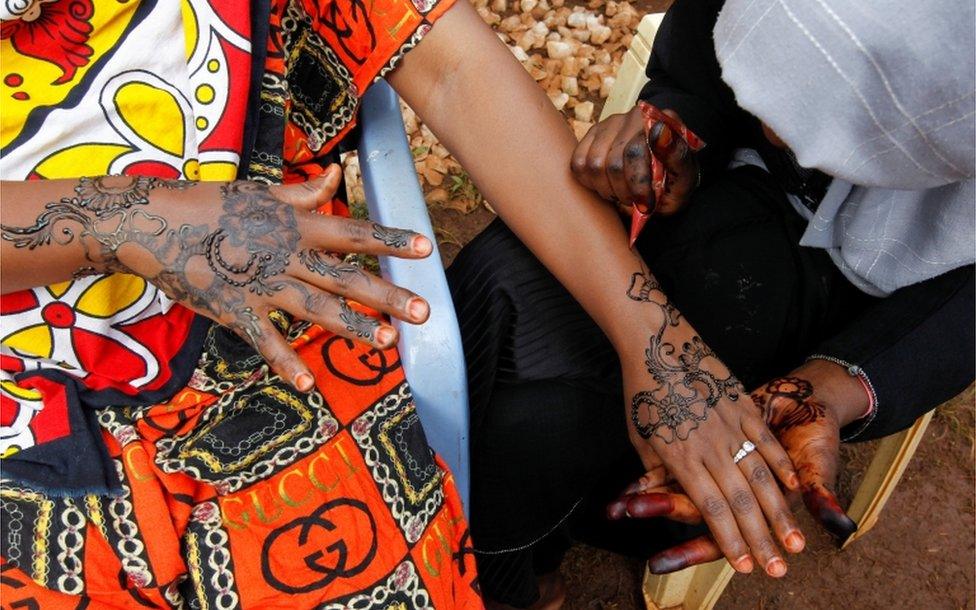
[714,0,975,295]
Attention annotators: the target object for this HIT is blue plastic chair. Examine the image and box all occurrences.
[357,80,471,513]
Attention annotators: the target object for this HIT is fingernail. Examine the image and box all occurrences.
[412,235,432,256]
[785,531,805,553]
[606,497,629,520]
[788,473,800,489]
[734,555,754,574]
[295,372,314,392]
[408,298,429,322]
[376,326,397,347]
[766,558,787,578]
[656,123,673,149]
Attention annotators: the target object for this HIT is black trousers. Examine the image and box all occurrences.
[446,166,870,607]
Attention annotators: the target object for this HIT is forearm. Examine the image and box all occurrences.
[1,178,121,292]
[390,1,663,353]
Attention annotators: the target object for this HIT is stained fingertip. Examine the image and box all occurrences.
[648,537,723,575]
[802,488,857,542]
[626,493,675,519]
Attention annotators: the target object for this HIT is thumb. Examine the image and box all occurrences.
[270,164,342,211]
[795,438,857,541]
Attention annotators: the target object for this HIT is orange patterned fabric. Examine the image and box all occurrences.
[2,321,479,608]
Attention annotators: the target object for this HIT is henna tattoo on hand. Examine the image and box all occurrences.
[1,175,188,269]
[626,268,743,443]
[298,248,366,283]
[752,377,826,434]
[371,223,413,249]
[338,297,380,342]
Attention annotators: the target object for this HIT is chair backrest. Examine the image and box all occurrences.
[357,80,471,512]
[599,13,664,120]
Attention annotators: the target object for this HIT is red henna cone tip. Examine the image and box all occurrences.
[630,204,650,247]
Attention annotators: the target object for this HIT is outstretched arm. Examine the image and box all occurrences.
[0,170,433,391]
[389,0,804,576]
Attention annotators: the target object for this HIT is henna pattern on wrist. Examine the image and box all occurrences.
[1,175,191,271]
[626,268,742,444]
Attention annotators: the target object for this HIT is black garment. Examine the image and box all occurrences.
[637,0,974,439]
[449,166,872,607]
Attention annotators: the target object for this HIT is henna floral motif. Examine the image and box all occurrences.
[627,268,743,443]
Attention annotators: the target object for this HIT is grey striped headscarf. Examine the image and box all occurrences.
[714,0,975,295]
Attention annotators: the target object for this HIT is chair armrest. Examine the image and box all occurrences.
[357,79,471,511]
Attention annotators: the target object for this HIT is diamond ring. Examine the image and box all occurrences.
[732,440,757,464]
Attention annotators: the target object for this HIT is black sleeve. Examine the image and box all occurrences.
[812,265,975,442]
[636,0,760,182]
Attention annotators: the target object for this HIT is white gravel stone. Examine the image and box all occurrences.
[546,40,573,59]
[574,100,595,122]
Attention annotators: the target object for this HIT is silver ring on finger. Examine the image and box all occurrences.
[732,440,757,465]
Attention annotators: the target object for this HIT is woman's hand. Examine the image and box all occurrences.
[619,267,803,577]
[571,105,700,217]
[0,166,432,392]
[611,362,863,575]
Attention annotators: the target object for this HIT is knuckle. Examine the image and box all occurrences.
[775,510,796,528]
[586,156,605,173]
[344,221,372,244]
[754,538,778,559]
[624,143,645,160]
[384,287,405,308]
[570,156,585,174]
[701,496,728,519]
[748,463,772,485]
[729,489,756,513]
[608,159,624,174]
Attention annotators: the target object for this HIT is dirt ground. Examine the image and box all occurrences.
[389,0,976,607]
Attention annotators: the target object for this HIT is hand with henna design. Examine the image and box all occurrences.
[621,267,803,578]
[571,104,701,219]
[1,165,434,392]
[610,360,868,575]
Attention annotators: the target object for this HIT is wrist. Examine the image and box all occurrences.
[790,358,870,427]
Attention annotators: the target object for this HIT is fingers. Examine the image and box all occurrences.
[708,459,788,577]
[235,316,314,392]
[271,164,342,211]
[675,468,755,574]
[305,215,433,259]
[736,452,805,555]
[742,415,800,491]
[606,490,701,524]
[622,132,653,210]
[648,536,723,574]
[270,279,398,351]
[293,250,429,324]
